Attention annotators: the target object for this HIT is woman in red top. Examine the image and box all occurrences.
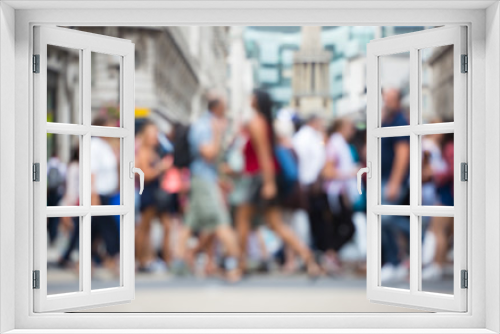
[236,89,321,277]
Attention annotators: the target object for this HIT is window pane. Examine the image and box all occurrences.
[47,216,80,295]
[47,45,81,124]
[91,52,121,127]
[380,52,410,128]
[47,134,80,206]
[421,45,454,124]
[380,215,410,290]
[421,134,454,206]
[380,136,410,205]
[91,215,121,290]
[46,45,81,124]
[91,136,121,205]
[421,216,454,294]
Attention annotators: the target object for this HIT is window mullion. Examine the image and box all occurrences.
[409,47,420,295]
[82,48,92,294]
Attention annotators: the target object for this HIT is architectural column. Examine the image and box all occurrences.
[293,63,299,93]
[321,63,328,95]
[315,61,321,94]
[305,63,311,94]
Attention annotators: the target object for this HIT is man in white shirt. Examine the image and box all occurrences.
[292,115,326,256]
[292,115,326,187]
[91,136,118,199]
[90,116,120,277]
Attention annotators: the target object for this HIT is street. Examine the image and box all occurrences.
[54,272,429,313]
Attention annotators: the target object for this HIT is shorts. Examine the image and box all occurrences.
[239,174,280,209]
[140,179,159,212]
[155,189,181,214]
[184,177,230,233]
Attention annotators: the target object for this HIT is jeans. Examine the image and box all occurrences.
[91,195,120,261]
[381,180,409,266]
[47,189,62,244]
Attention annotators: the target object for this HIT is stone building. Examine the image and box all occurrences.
[76,26,230,129]
[421,45,454,123]
[290,26,333,119]
[47,26,232,162]
[227,26,255,126]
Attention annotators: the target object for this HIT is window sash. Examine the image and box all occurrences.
[365,25,467,312]
[33,25,135,313]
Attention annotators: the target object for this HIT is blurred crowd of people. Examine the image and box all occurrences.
[130,88,365,282]
[47,87,455,287]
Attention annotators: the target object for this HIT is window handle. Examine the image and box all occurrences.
[357,162,371,194]
[129,161,144,195]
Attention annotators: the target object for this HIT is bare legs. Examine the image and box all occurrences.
[236,203,253,271]
[429,216,454,266]
[176,224,241,282]
[135,206,156,268]
[159,213,172,264]
[236,204,321,276]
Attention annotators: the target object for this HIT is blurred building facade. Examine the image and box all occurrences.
[332,27,429,120]
[243,27,301,111]
[421,45,454,123]
[227,26,255,126]
[47,26,234,162]
[77,26,231,130]
[243,26,429,119]
[45,25,442,163]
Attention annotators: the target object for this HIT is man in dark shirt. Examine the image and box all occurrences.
[380,88,410,285]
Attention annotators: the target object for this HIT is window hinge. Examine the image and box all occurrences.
[461,54,468,73]
[33,163,40,182]
[33,270,40,289]
[33,54,40,73]
[461,270,468,289]
[461,162,468,181]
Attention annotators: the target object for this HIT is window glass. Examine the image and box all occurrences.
[47,134,80,207]
[421,216,454,295]
[380,136,410,205]
[47,216,81,295]
[421,45,454,124]
[91,136,121,206]
[47,44,80,124]
[380,52,410,128]
[380,215,410,290]
[421,134,454,206]
[91,52,121,127]
[91,215,121,290]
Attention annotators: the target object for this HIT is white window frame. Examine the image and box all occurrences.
[1,2,499,333]
[366,26,468,312]
[33,25,136,312]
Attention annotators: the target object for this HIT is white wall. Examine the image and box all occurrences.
[5,6,494,331]
[0,2,16,333]
[485,2,500,333]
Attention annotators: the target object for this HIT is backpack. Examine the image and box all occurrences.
[172,124,192,168]
[47,165,64,190]
[274,145,299,195]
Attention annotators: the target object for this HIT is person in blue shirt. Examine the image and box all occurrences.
[176,91,241,282]
[380,88,411,285]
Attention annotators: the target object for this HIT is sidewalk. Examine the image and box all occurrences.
[73,273,425,313]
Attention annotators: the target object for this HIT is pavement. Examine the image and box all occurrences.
[45,270,434,313]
